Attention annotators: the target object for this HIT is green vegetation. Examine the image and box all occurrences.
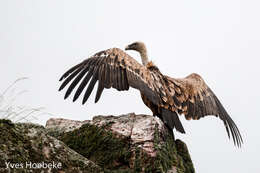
[60,123,132,172]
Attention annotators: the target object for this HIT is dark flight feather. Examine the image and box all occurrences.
[95,64,105,103]
[161,109,185,133]
[64,67,88,99]
[83,69,98,104]
[59,61,85,81]
[59,67,83,92]
[73,66,94,102]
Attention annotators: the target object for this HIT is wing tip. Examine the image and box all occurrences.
[58,87,63,91]
[82,99,87,105]
[225,117,243,148]
[64,93,69,100]
[73,96,78,102]
[59,76,64,81]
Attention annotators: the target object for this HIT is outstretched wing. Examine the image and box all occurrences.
[165,73,243,147]
[59,48,161,106]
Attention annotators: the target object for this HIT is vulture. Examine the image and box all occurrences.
[59,41,243,147]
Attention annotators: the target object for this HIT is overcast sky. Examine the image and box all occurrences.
[1,1,259,172]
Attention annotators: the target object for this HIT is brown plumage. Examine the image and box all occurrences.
[59,41,243,147]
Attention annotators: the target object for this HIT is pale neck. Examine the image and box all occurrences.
[140,49,149,66]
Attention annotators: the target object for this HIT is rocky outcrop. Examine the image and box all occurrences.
[0,113,195,173]
[46,113,195,173]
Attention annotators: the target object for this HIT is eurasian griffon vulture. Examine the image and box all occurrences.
[59,41,243,147]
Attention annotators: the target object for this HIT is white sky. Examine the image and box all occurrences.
[1,1,259,172]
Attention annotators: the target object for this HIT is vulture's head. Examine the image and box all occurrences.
[125,41,147,54]
[125,41,149,66]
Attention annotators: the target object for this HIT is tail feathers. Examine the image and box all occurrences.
[161,109,185,134]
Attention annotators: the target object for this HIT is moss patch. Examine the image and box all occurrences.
[60,123,132,171]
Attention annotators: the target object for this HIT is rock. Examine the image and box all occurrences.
[46,113,195,173]
[0,119,102,173]
[0,113,195,173]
